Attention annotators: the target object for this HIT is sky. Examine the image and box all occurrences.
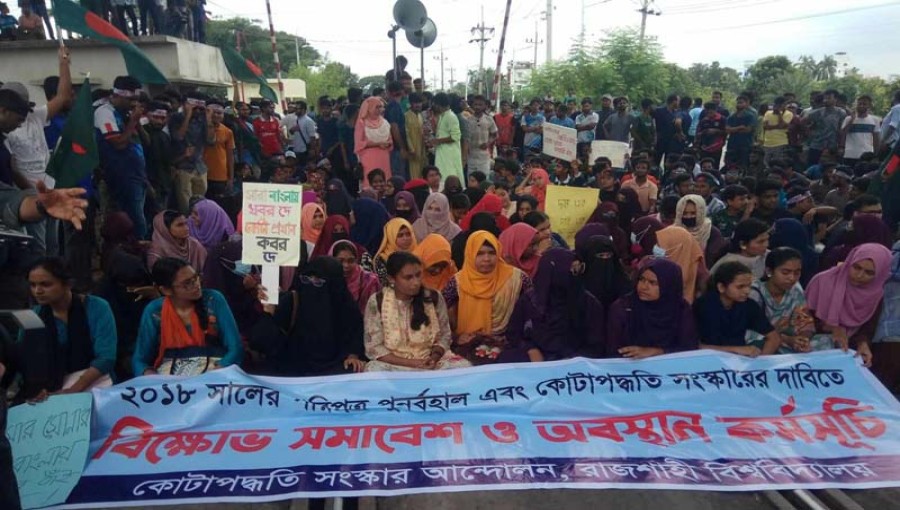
[200,0,900,87]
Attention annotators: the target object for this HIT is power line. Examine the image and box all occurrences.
[697,2,899,32]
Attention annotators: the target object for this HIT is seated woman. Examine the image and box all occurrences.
[413,234,458,292]
[769,218,819,287]
[201,237,262,340]
[588,203,630,261]
[251,257,366,376]
[443,231,532,364]
[442,175,464,197]
[382,176,406,215]
[331,240,381,315]
[748,248,816,354]
[575,224,630,308]
[364,252,470,371]
[324,178,353,218]
[311,215,374,270]
[509,194,538,225]
[413,193,461,243]
[806,243,892,368]
[694,261,781,357]
[523,210,568,251]
[656,226,707,304]
[350,197,391,256]
[17,258,116,401]
[820,215,893,271]
[451,212,501,270]
[373,218,418,286]
[615,187,642,231]
[499,223,541,278]
[673,194,727,266]
[147,210,207,273]
[607,258,698,359]
[188,198,235,250]
[629,216,664,264]
[709,218,770,280]
[502,249,605,362]
[133,257,243,377]
[393,190,421,223]
[515,167,548,211]
[300,202,326,255]
[460,194,511,232]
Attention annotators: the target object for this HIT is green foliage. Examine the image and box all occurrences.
[287,62,359,103]
[206,18,319,76]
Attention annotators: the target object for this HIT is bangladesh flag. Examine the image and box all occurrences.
[51,0,168,85]
[47,78,98,188]
[219,45,279,103]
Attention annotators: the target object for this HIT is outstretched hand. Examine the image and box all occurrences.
[35,181,88,230]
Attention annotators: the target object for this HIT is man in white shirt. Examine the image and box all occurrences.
[465,95,497,175]
[840,95,880,168]
[285,100,318,165]
[574,97,598,160]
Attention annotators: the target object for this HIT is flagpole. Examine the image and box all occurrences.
[264,0,287,113]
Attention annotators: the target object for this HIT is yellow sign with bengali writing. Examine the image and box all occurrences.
[544,184,600,247]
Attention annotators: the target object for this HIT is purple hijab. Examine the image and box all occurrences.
[188,199,235,249]
[626,258,690,347]
[393,191,421,223]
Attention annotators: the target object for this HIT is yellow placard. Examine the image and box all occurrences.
[543,184,600,248]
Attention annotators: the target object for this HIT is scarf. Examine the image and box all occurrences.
[528,168,549,211]
[188,199,236,249]
[330,240,381,312]
[413,234,458,291]
[413,193,462,242]
[375,217,418,261]
[455,231,518,335]
[351,198,391,255]
[357,97,391,147]
[806,243,892,336]
[460,194,511,231]
[21,294,93,397]
[301,203,325,244]
[156,296,208,368]
[324,179,353,218]
[310,215,352,260]
[575,225,630,308]
[527,248,587,349]
[149,211,207,272]
[626,258,689,347]
[382,176,407,214]
[616,187,642,230]
[393,191,421,223]
[656,226,704,304]
[359,96,387,130]
[674,194,712,249]
[380,286,440,360]
[499,223,541,278]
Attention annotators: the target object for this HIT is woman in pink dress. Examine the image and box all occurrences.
[355,96,393,188]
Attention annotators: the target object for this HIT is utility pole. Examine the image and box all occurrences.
[526,21,542,71]
[264,0,286,112]
[433,45,448,91]
[449,66,455,90]
[637,0,662,42]
[545,0,553,63]
[469,5,495,95]
[294,37,300,67]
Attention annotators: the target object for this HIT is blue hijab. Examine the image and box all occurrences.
[769,218,818,287]
[350,198,391,255]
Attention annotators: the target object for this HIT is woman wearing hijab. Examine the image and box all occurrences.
[324,178,353,218]
[616,187,642,230]
[451,212,501,270]
[587,202,630,262]
[404,178,431,212]
[509,195,539,225]
[413,193,462,242]
[806,243,893,367]
[381,176,406,215]
[501,249,605,362]
[413,234,458,292]
[373,218,418,286]
[251,256,366,376]
[674,194,727,266]
[769,218,819,287]
[201,237,263,340]
[443,231,532,364]
[460,194,511,232]
[350,197,391,256]
[499,223,541,278]
[607,258,699,358]
[309,215,373,269]
[330,240,381,314]
[656,226,707,304]
[188,199,236,250]
[148,210,207,273]
[393,191,421,223]
[303,190,320,208]
[442,175,464,197]
[629,216,664,263]
[355,97,393,187]
[522,168,549,211]
[300,203,326,255]
[820,215,893,271]
[575,224,630,308]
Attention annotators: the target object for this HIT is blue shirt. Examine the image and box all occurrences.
[317,116,339,154]
[133,289,243,375]
[549,116,576,129]
[94,102,146,183]
[23,295,118,376]
[44,113,66,151]
[688,107,703,137]
[385,99,405,149]
[726,109,758,150]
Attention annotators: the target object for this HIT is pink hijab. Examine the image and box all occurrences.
[359,97,386,129]
[499,223,541,278]
[529,168,549,211]
[806,243,893,335]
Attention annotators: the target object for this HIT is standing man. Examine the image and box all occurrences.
[803,89,846,167]
[711,90,730,118]
[168,92,214,213]
[143,100,173,210]
[574,97,598,160]
[688,97,703,138]
[603,96,634,144]
[594,94,614,140]
[405,93,426,179]
[879,91,900,157]
[724,94,757,169]
[385,81,409,179]
[695,102,727,167]
[429,93,463,184]
[202,100,235,197]
[760,96,793,166]
[465,95,498,177]
[493,100,515,152]
[631,98,656,155]
[252,100,283,163]
[286,100,318,167]
[840,95,880,169]
[520,98,545,156]
[94,76,149,237]
[317,97,341,173]
[652,94,680,166]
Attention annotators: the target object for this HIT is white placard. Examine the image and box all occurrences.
[261,265,280,305]
[542,123,578,161]
[590,140,630,168]
[241,182,303,266]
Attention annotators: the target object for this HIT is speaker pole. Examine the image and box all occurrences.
[491,0,513,106]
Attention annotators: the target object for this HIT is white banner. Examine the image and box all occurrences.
[542,123,578,161]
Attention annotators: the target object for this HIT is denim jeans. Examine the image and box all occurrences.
[138,0,164,35]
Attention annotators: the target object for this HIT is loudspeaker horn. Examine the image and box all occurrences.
[407,17,437,49]
[393,0,428,32]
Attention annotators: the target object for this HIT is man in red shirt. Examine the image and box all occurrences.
[252,100,282,159]
[493,100,515,151]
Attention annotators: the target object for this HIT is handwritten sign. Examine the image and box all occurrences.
[542,123,578,161]
[241,183,303,266]
[544,184,599,247]
[8,394,92,509]
[590,140,630,168]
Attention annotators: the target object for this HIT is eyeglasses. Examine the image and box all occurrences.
[175,273,202,290]
[300,275,327,287]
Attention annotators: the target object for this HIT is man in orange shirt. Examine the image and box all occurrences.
[620,158,658,214]
[203,100,235,197]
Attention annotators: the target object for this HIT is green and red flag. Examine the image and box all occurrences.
[46,78,99,188]
[219,45,279,103]
[51,0,168,85]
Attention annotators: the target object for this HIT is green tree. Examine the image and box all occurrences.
[744,56,794,96]
[357,75,385,93]
[206,18,319,76]
[687,61,743,95]
[287,62,359,104]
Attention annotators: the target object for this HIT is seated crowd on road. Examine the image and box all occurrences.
[1,48,900,408]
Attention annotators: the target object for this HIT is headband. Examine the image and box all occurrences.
[186,97,206,107]
[787,191,812,206]
[113,87,137,98]
[149,109,168,117]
